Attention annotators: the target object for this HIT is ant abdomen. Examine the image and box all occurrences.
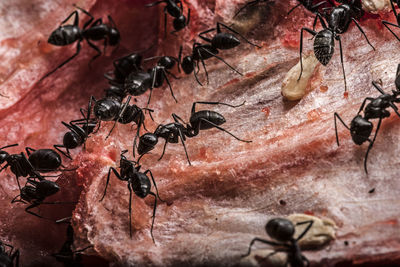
[93,98,121,121]
[28,149,62,172]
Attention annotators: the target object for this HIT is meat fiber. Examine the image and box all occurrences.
[1,0,400,266]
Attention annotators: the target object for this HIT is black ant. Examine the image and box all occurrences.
[334,68,400,174]
[99,150,164,242]
[54,109,97,160]
[104,53,143,86]
[52,220,93,267]
[0,241,19,267]
[0,145,72,190]
[11,177,75,219]
[124,54,180,106]
[298,1,375,92]
[382,0,400,42]
[242,218,314,267]
[137,101,252,165]
[146,0,190,36]
[178,42,243,86]
[88,94,153,157]
[40,5,120,81]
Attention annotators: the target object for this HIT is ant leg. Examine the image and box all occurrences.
[172,113,188,124]
[357,98,375,115]
[199,46,243,76]
[128,183,133,238]
[162,69,178,103]
[10,249,19,267]
[25,203,45,219]
[144,169,165,202]
[295,220,314,241]
[191,101,245,114]
[198,28,216,43]
[39,41,82,81]
[364,117,382,174]
[100,167,122,201]
[234,0,262,18]
[241,238,288,258]
[371,80,386,95]
[199,118,252,142]
[382,21,400,43]
[105,96,132,140]
[217,22,261,48]
[158,139,169,161]
[149,191,157,243]
[59,10,79,26]
[164,8,168,38]
[287,2,302,16]
[86,39,102,67]
[186,8,190,26]
[54,144,72,160]
[298,28,317,81]
[192,62,203,86]
[165,69,180,79]
[337,35,347,92]
[333,112,350,146]
[25,147,36,156]
[73,4,94,29]
[390,0,399,19]
[351,18,375,51]
[0,143,18,150]
[145,0,166,7]
[177,129,192,165]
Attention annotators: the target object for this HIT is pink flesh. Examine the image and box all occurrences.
[1,0,400,266]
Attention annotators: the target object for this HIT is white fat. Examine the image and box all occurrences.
[281,53,319,101]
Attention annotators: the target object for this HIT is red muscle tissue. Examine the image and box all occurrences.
[1,0,400,266]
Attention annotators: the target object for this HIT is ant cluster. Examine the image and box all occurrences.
[2,0,400,266]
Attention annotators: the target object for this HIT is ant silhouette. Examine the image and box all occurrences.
[242,218,314,267]
[334,67,400,174]
[382,0,400,42]
[146,0,190,36]
[11,176,76,219]
[40,5,120,81]
[298,1,375,92]
[137,101,252,165]
[52,219,93,267]
[99,150,164,242]
[0,240,19,267]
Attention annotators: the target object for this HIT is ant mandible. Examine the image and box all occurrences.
[146,0,190,36]
[99,150,164,242]
[137,101,252,165]
[242,218,314,267]
[40,5,120,81]
[334,66,400,174]
[298,2,375,92]
[0,241,19,267]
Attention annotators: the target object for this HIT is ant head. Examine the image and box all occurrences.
[108,27,120,46]
[266,218,295,242]
[173,15,187,31]
[138,133,158,155]
[158,56,176,70]
[181,56,194,74]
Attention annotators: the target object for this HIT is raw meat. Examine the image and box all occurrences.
[1,0,400,266]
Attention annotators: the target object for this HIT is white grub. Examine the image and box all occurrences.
[288,214,336,248]
[362,0,391,12]
[239,214,336,267]
[281,53,319,101]
[239,249,287,267]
